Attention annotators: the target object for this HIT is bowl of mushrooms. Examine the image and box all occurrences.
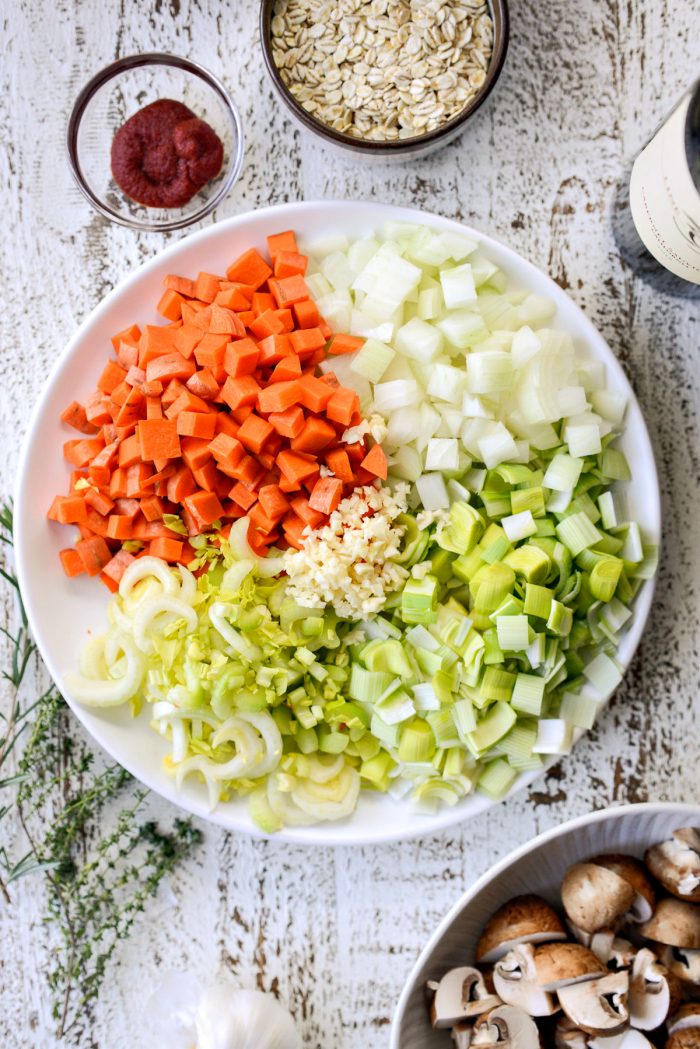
[391,803,700,1049]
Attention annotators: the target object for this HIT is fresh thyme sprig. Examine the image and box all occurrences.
[0,501,203,1040]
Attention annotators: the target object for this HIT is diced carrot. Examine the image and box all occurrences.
[157,289,186,321]
[96,360,128,395]
[238,309,256,327]
[290,327,327,357]
[229,454,264,488]
[194,271,222,303]
[165,388,212,418]
[296,374,333,413]
[291,416,336,453]
[220,375,261,411]
[208,433,245,471]
[192,458,223,492]
[61,401,98,435]
[141,495,165,522]
[268,405,305,439]
[106,515,133,540]
[290,494,326,529]
[273,309,294,333]
[232,406,254,423]
[282,512,307,549]
[215,286,250,311]
[308,476,343,515]
[138,324,178,367]
[176,411,217,439]
[50,494,87,525]
[109,467,128,499]
[145,352,195,384]
[292,298,320,329]
[250,309,284,340]
[361,443,388,480]
[237,413,274,455]
[138,419,181,462]
[257,334,293,366]
[149,536,184,561]
[113,497,141,520]
[76,536,112,576]
[180,437,212,472]
[209,304,246,337]
[147,396,163,419]
[248,502,279,534]
[279,474,302,494]
[215,413,240,438]
[131,517,176,540]
[84,488,115,516]
[167,464,198,503]
[268,274,309,308]
[186,369,220,401]
[126,462,154,498]
[252,291,277,315]
[224,338,259,378]
[257,380,301,415]
[111,324,141,352]
[269,355,302,384]
[118,433,142,468]
[59,547,86,577]
[274,250,308,278]
[277,450,320,484]
[183,490,224,530]
[258,484,289,521]
[174,323,203,359]
[328,333,365,355]
[63,437,105,468]
[225,248,272,290]
[229,482,258,511]
[267,230,298,259]
[101,549,136,586]
[165,274,195,297]
[194,332,229,372]
[85,395,112,427]
[326,387,359,427]
[325,448,354,482]
[117,339,139,369]
[109,380,131,407]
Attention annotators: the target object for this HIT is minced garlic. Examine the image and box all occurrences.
[282,483,410,619]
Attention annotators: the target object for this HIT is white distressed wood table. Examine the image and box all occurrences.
[1,2,699,1046]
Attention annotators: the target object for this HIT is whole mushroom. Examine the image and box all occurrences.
[561,864,636,935]
[476,896,568,965]
[646,829,700,903]
[659,946,700,991]
[589,855,656,923]
[668,1004,700,1033]
[639,898,700,950]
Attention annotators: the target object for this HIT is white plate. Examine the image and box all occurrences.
[390,802,700,1049]
[14,201,661,845]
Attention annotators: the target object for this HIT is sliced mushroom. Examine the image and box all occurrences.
[452,1023,473,1049]
[571,928,637,971]
[666,1030,700,1049]
[472,1004,541,1049]
[588,1030,656,1049]
[534,943,606,990]
[554,1014,591,1049]
[561,863,636,934]
[476,895,568,964]
[639,898,700,949]
[659,945,700,989]
[628,947,681,1031]
[493,943,603,1016]
[493,945,559,1016]
[557,971,629,1036]
[589,854,656,923]
[430,967,503,1028]
[646,829,700,902]
[668,1003,700,1033]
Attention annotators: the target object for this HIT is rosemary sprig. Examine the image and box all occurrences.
[0,501,203,1040]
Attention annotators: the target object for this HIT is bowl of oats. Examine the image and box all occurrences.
[260,0,509,158]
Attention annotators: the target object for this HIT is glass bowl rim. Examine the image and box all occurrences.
[66,51,245,232]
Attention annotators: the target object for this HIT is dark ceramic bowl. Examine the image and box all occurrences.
[260,0,509,159]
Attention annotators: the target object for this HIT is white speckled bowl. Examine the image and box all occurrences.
[391,802,700,1048]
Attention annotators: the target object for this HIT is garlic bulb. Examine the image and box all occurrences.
[195,985,301,1049]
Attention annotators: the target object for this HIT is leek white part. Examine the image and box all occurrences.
[584,652,623,695]
[532,718,574,754]
[132,596,198,654]
[502,511,537,542]
[68,635,144,707]
[119,556,181,599]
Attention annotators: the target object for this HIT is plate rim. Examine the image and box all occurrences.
[13,200,661,846]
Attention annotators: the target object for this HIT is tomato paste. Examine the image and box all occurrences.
[111,99,224,208]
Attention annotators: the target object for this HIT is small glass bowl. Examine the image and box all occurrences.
[260,0,508,160]
[67,53,245,232]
